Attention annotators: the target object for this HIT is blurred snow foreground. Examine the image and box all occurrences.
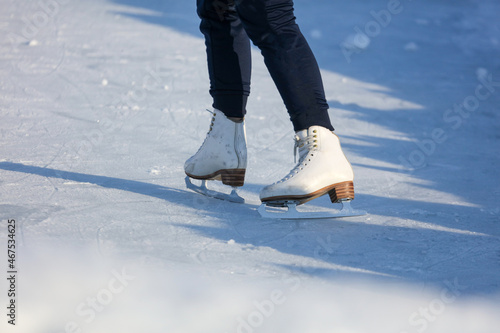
[1,0,500,332]
[12,246,500,333]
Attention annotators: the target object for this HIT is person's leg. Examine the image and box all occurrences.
[184,1,249,188]
[233,0,354,206]
[197,0,251,118]
[235,0,333,131]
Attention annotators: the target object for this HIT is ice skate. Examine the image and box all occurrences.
[258,126,365,219]
[185,109,247,203]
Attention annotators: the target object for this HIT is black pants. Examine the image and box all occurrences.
[197,0,333,131]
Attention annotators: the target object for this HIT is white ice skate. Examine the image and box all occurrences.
[185,109,247,203]
[258,126,366,219]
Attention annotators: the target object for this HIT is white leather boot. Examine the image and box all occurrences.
[260,126,354,205]
[184,109,247,187]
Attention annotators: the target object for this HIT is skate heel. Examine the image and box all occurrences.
[328,181,355,203]
[221,169,246,187]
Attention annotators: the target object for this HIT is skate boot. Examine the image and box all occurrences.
[259,126,364,218]
[184,109,247,202]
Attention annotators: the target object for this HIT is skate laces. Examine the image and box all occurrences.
[277,129,319,182]
[206,109,216,133]
[191,110,216,156]
[293,129,319,163]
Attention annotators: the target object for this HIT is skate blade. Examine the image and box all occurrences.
[258,200,366,220]
[185,176,244,203]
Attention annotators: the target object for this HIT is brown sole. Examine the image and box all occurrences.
[262,181,355,207]
[186,169,246,187]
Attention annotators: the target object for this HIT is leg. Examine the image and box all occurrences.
[232,1,354,206]
[235,0,333,131]
[197,0,251,118]
[184,1,249,188]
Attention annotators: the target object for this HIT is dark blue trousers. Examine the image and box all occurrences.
[197,0,333,131]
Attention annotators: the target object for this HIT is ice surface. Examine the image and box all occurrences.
[1,0,499,332]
